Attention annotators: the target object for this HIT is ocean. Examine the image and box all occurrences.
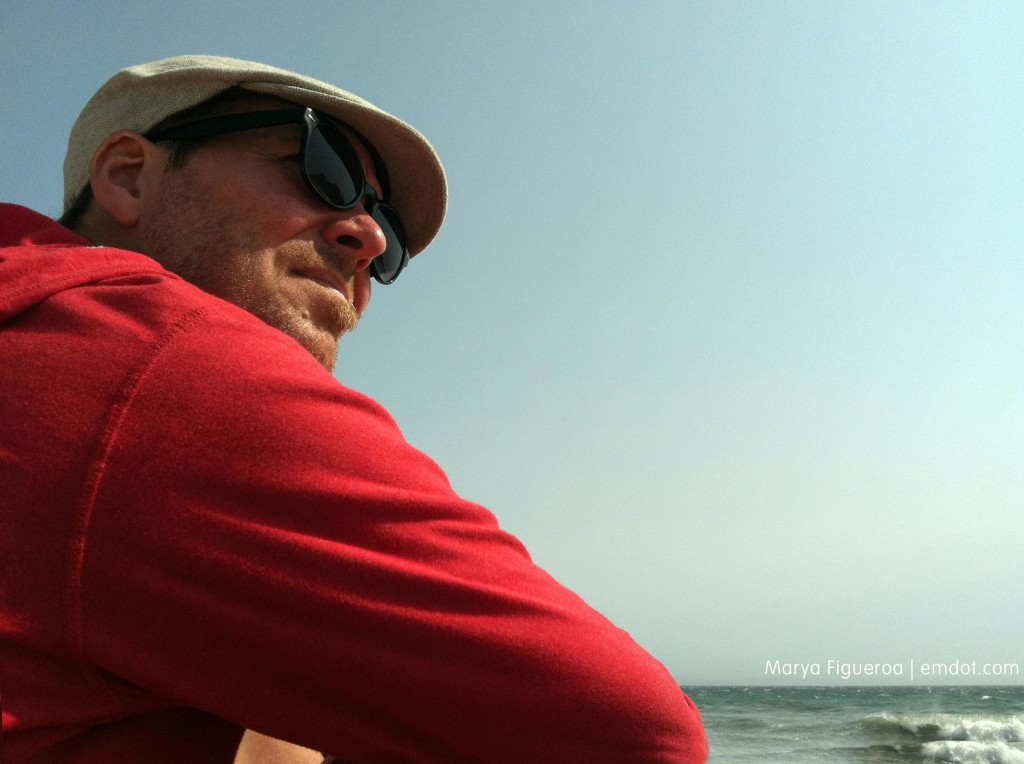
[689,685,1024,763]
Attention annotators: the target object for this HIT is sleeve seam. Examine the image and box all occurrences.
[61,305,211,703]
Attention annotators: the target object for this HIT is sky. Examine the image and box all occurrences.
[2,1,1022,687]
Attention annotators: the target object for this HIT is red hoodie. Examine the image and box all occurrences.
[0,204,708,763]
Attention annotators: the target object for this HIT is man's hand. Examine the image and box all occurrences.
[234,730,330,764]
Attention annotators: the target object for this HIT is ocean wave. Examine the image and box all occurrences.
[922,740,1024,764]
[862,713,1024,743]
[721,715,776,731]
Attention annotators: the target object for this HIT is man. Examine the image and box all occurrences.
[0,55,708,762]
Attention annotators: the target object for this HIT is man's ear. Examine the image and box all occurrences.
[88,131,166,228]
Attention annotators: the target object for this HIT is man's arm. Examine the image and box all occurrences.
[75,312,708,762]
[234,731,326,764]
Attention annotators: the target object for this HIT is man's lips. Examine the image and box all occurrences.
[300,268,352,305]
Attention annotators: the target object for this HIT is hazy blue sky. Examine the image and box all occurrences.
[2,1,1022,686]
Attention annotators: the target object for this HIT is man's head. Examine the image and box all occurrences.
[63,55,446,371]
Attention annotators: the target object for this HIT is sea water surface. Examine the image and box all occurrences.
[689,685,1024,763]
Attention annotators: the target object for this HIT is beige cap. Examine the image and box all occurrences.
[63,55,447,256]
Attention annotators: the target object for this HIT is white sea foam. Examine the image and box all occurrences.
[923,740,1024,764]
[900,715,1024,764]
[941,718,1024,743]
[874,712,1024,743]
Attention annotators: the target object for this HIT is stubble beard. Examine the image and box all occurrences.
[138,173,359,372]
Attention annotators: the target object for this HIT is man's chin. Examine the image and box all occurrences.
[315,322,360,372]
[312,335,341,372]
[276,323,345,373]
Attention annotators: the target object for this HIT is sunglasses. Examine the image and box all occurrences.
[146,107,409,285]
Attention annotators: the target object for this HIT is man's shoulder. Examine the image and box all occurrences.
[0,203,84,246]
[0,203,327,387]
[0,202,179,320]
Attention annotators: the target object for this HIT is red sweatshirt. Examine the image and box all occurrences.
[0,204,707,763]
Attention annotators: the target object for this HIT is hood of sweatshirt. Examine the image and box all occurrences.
[0,203,172,325]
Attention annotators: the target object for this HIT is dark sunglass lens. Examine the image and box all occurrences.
[370,206,408,284]
[304,126,361,207]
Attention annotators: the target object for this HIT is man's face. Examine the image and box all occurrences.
[136,97,387,372]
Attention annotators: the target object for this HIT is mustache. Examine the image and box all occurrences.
[313,245,359,282]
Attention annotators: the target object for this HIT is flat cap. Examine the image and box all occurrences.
[64,55,447,256]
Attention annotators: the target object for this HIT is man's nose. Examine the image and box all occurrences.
[323,206,387,272]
